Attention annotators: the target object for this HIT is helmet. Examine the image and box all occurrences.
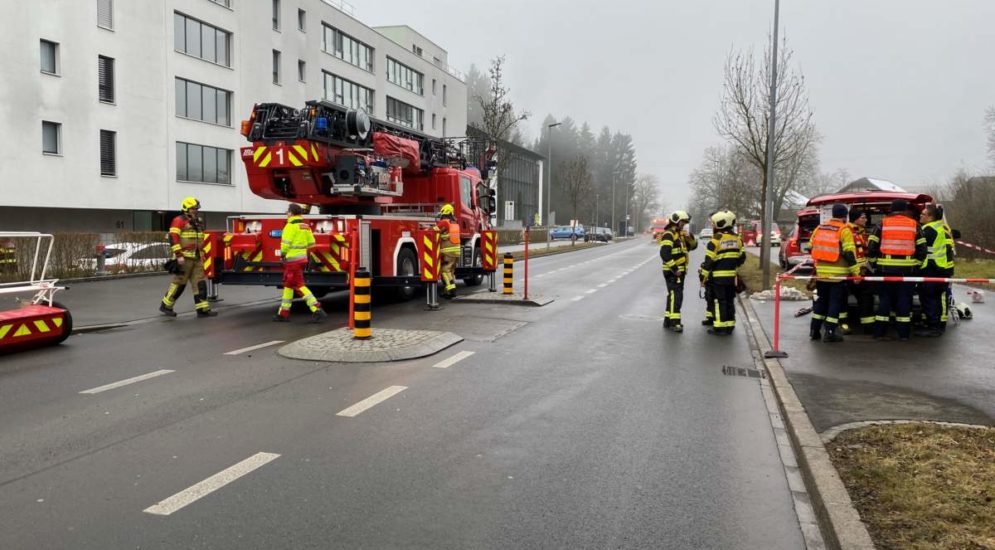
[669,210,691,224]
[710,210,736,230]
[439,204,454,216]
[181,196,201,212]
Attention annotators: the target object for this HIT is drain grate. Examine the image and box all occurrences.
[722,365,765,379]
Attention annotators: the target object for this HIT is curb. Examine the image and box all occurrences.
[278,327,462,363]
[61,270,167,284]
[738,294,876,550]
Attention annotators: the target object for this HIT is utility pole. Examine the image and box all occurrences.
[761,0,780,290]
[611,173,616,237]
[546,121,561,251]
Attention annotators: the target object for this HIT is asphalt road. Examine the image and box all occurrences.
[0,239,808,549]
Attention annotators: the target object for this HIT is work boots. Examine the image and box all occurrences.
[310,308,328,323]
[822,326,844,343]
[197,310,218,318]
[159,303,177,317]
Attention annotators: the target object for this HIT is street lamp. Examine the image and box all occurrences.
[546,121,561,250]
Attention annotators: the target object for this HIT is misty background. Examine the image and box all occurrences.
[363,0,995,211]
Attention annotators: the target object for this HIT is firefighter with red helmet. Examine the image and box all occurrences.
[659,210,697,333]
[159,197,217,318]
[436,204,461,299]
[808,204,857,343]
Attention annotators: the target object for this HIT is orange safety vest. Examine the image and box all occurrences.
[879,215,917,256]
[446,221,460,245]
[810,220,845,262]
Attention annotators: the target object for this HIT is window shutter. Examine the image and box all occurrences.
[100,130,116,176]
[97,0,113,29]
[98,56,114,103]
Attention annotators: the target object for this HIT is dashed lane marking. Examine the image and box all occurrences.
[585,289,598,294]
[336,386,407,417]
[80,370,175,395]
[571,296,585,302]
[143,452,280,516]
[432,351,475,369]
[223,340,285,356]
[597,283,608,288]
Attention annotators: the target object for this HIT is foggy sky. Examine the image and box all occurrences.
[362,0,995,208]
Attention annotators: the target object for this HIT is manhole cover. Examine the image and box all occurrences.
[721,365,765,379]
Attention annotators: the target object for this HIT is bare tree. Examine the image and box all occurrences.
[632,174,662,233]
[559,155,594,226]
[714,36,819,231]
[475,56,530,144]
[986,107,995,167]
[688,146,761,224]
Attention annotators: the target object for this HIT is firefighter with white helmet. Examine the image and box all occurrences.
[659,210,697,332]
[159,196,217,317]
[436,203,461,299]
[699,210,745,335]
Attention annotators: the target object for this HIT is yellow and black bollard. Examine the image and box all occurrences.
[502,253,513,295]
[353,268,372,339]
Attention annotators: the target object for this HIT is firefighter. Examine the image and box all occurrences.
[159,197,217,317]
[843,208,875,334]
[436,203,461,299]
[273,204,327,323]
[0,238,15,274]
[808,204,857,343]
[660,210,697,332]
[917,204,954,337]
[700,210,745,335]
[868,199,927,340]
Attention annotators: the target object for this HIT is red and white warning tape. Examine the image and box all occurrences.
[955,240,995,256]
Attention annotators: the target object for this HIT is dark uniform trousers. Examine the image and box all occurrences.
[812,281,846,334]
[664,272,685,325]
[710,282,736,331]
[875,281,915,339]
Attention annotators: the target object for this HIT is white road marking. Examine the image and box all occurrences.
[598,283,608,288]
[80,370,175,395]
[572,296,585,302]
[223,340,285,356]
[432,351,475,369]
[336,386,408,417]
[585,289,597,294]
[143,452,280,516]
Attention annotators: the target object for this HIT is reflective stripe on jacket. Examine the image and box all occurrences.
[700,231,745,282]
[281,215,315,263]
[168,214,205,259]
[659,227,698,273]
[868,215,927,274]
[878,215,917,256]
[811,220,857,278]
[922,220,954,272]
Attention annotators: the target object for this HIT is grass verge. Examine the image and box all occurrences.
[952,259,995,289]
[828,423,995,550]
[739,253,811,295]
[506,241,603,261]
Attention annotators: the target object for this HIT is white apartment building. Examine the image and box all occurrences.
[0,0,467,232]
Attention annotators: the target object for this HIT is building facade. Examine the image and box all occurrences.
[465,126,543,228]
[0,0,467,232]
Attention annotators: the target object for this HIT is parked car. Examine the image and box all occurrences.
[758,227,783,247]
[86,241,172,273]
[698,228,714,239]
[779,209,818,269]
[585,227,614,242]
[549,226,574,240]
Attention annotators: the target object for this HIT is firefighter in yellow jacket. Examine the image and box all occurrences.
[659,210,697,332]
[809,204,858,342]
[699,210,745,335]
[436,204,461,299]
[159,197,217,318]
[273,204,327,322]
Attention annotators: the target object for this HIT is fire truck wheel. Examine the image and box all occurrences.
[395,247,419,301]
[53,301,73,345]
[462,246,484,287]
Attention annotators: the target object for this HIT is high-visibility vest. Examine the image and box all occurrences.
[810,220,845,262]
[447,221,460,245]
[848,222,868,269]
[702,232,744,281]
[660,227,698,273]
[169,214,205,259]
[878,215,917,256]
[439,219,461,254]
[922,220,954,270]
[281,215,315,263]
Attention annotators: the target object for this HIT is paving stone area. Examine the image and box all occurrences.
[278,327,463,363]
[385,314,527,343]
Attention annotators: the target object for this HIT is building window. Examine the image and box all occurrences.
[272,0,280,30]
[386,57,424,95]
[431,113,436,130]
[386,96,423,131]
[175,77,231,126]
[322,72,373,113]
[208,0,231,7]
[412,44,422,56]
[174,12,231,67]
[442,117,447,136]
[321,23,373,72]
[298,9,306,31]
[443,84,447,106]
[40,40,59,75]
[298,60,306,82]
[272,50,281,84]
[97,0,113,30]
[432,78,436,95]
[100,130,116,176]
[98,56,115,103]
[42,121,61,155]
[176,142,232,184]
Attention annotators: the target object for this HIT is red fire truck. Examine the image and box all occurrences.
[206,100,497,299]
